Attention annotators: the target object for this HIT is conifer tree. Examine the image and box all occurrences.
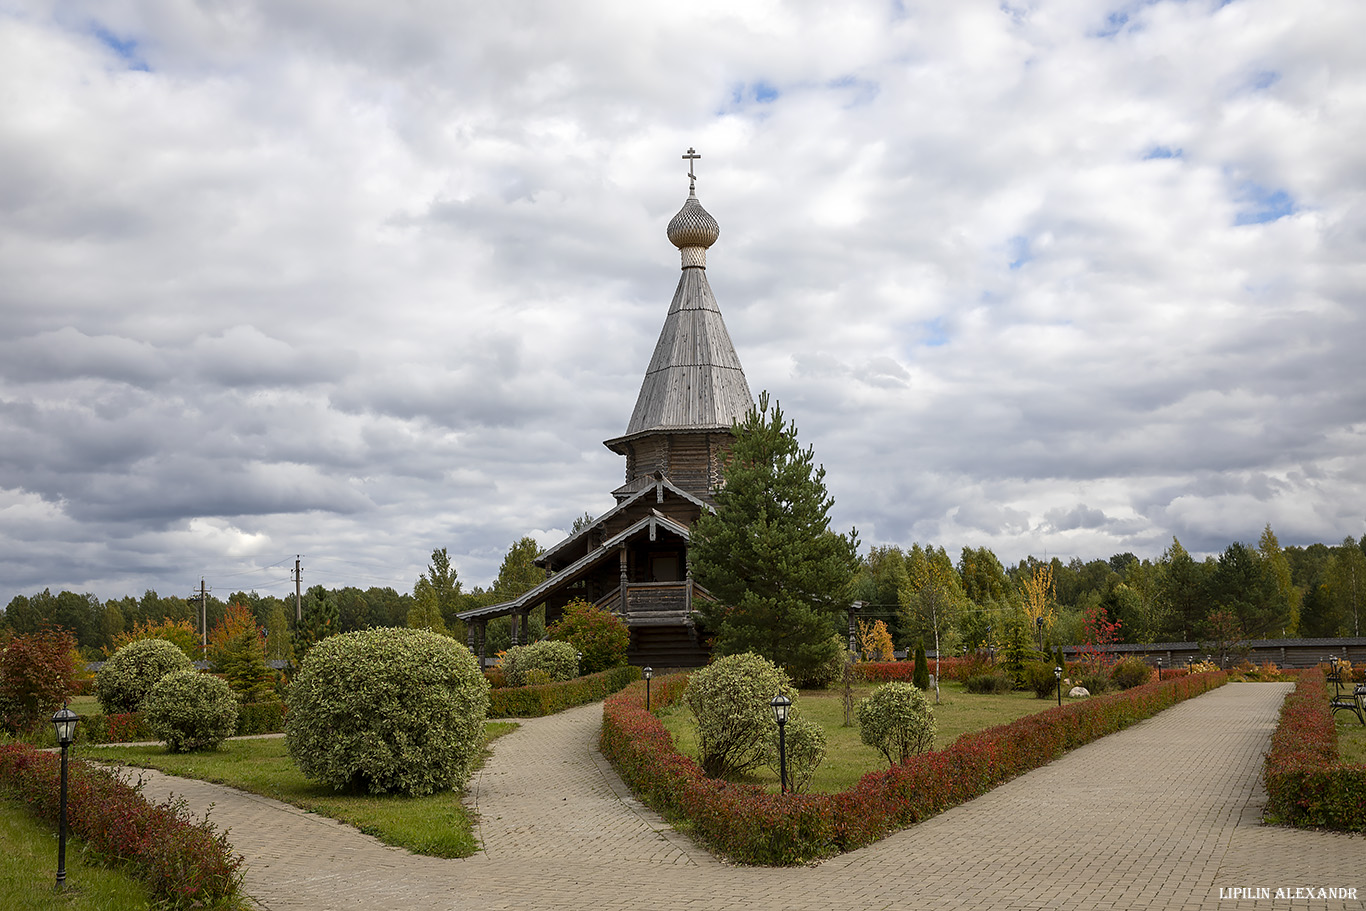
[298,586,338,657]
[912,640,929,690]
[691,392,859,686]
[209,603,276,702]
[412,547,461,636]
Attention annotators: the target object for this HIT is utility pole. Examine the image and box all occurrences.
[200,578,208,660]
[1353,564,1359,638]
[295,556,302,624]
[188,579,211,662]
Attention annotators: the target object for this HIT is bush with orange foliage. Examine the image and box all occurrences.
[114,618,201,660]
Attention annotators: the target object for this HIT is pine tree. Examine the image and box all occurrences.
[412,548,461,636]
[691,392,860,686]
[1002,613,1032,687]
[298,586,338,657]
[209,602,277,702]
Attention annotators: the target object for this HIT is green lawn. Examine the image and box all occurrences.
[1337,716,1366,765]
[69,694,101,715]
[80,721,518,859]
[0,798,159,911]
[656,681,1061,793]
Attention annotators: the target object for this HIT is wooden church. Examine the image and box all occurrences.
[457,151,752,667]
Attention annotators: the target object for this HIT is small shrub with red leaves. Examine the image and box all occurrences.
[0,744,243,907]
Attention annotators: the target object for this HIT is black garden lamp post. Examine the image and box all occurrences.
[1054,665,1062,707]
[51,703,79,891]
[1156,657,1162,681]
[848,600,863,654]
[643,666,653,711]
[770,693,792,794]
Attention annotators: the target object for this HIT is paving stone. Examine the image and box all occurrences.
[122,683,1364,910]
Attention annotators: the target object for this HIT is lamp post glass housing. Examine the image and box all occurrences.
[771,693,791,793]
[51,704,79,890]
[52,705,78,745]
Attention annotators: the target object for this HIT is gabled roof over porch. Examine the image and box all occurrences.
[455,509,693,623]
[535,473,712,574]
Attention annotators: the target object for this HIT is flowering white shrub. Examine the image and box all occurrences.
[686,652,795,779]
[286,628,489,795]
[501,640,578,687]
[858,681,936,765]
[96,638,195,714]
[143,669,238,752]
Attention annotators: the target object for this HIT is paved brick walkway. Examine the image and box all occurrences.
[123,683,1364,910]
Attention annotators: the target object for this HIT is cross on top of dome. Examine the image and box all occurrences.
[683,147,701,194]
[668,147,720,256]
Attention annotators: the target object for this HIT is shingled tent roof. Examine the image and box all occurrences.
[604,184,753,454]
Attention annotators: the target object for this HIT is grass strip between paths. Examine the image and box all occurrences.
[603,671,1230,865]
[0,797,160,911]
[658,681,1061,793]
[81,721,519,858]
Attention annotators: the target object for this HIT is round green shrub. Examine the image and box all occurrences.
[286,628,489,796]
[763,715,827,793]
[501,640,578,687]
[96,638,196,714]
[1109,656,1154,690]
[858,681,936,766]
[142,669,239,752]
[965,672,1011,694]
[1024,661,1062,699]
[547,598,630,674]
[685,652,795,779]
[1078,671,1112,695]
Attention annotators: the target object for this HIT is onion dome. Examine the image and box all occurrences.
[667,195,720,251]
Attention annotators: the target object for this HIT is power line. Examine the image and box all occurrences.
[213,556,296,579]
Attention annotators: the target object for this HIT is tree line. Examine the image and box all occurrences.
[3,519,1363,664]
[861,526,1365,659]
[0,536,548,660]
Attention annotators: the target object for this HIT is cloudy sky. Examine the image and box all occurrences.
[2,0,1363,606]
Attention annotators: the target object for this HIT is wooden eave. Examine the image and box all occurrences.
[456,510,692,623]
[535,475,712,570]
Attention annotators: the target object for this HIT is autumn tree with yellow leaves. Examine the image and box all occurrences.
[1019,561,1055,651]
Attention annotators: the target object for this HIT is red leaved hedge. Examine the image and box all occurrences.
[1263,670,1366,831]
[854,656,978,684]
[601,670,1228,864]
[0,744,243,907]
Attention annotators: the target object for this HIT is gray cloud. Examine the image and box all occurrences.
[2,0,1365,605]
